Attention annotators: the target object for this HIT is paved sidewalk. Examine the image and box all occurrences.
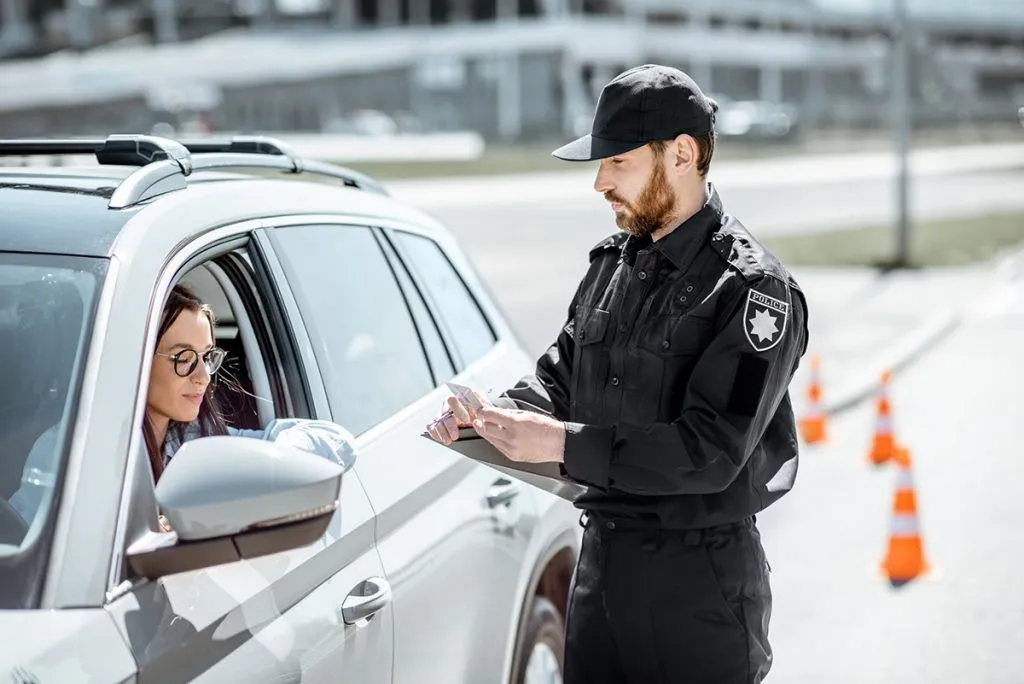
[787,260,1002,419]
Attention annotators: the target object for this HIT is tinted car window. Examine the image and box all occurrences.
[378,235,456,384]
[0,254,104,608]
[268,225,433,435]
[393,232,495,368]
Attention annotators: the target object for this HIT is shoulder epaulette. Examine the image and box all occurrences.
[710,216,766,283]
[588,232,628,262]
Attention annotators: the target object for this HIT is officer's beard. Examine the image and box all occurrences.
[606,161,677,239]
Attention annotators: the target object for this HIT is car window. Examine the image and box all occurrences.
[0,254,103,606]
[392,231,496,369]
[378,234,456,384]
[268,225,434,435]
[179,252,306,431]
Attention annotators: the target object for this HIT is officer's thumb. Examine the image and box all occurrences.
[446,395,472,426]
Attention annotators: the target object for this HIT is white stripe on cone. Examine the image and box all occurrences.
[895,468,914,489]
[889,513,920,537]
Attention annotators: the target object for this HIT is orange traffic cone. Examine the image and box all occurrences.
[881,448,930,586]
[798,355,827,444]
[868,370,897,465]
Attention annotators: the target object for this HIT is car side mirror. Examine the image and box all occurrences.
[127,436,344,580]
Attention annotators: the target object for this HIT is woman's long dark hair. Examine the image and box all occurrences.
[143,284,229,480]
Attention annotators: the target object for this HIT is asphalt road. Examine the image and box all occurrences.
[446,219,1024,683]
[764,269,1024,683]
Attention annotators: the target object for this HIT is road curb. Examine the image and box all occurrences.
[822,309,961,416]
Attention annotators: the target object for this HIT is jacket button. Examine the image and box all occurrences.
[662,340,670,351]
[606,521,616,530]
[637,270,648,280]
[686,285,694,292]
[679,295,687,303]
[610,376,620,387]
[713,234,724,241]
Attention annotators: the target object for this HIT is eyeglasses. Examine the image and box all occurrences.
[155,347,226,378]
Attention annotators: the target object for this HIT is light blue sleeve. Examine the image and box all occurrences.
[226,426,266,440]
[230,419,357,471]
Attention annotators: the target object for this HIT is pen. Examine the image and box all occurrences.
[432,390,470,426]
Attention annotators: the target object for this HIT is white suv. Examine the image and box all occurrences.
[0,135,579,684]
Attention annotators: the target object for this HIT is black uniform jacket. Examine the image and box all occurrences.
[497,185,810,529]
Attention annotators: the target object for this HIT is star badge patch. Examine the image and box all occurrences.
[743,289,788,352]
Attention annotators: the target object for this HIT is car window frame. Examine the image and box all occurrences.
[105,221,323,594]
[253,213,507,454]
[260,218,439,437]
[219,248,317,421]
[251,229,333,421]
[373,227,457,386]
[384,227,498,373]
[105,224,249,595]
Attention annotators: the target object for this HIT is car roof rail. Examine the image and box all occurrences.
[0,135,194,173]
[0,133,388,208]
[178,135,388,196]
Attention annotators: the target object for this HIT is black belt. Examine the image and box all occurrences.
[580,511,756,551]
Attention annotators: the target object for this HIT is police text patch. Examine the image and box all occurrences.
[743,289,788,352]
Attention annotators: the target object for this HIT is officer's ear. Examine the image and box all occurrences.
[670,134,698,174]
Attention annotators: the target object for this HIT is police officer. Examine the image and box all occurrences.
[428,64,808,684]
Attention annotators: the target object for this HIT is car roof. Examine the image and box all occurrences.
[0,164,433,258]
[0,169,140,257]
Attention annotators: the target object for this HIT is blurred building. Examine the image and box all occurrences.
[0,0,1021,139]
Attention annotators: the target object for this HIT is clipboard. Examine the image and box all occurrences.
[421,428,586,502]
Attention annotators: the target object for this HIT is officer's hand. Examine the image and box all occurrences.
[472,406,565,464]
[426,392,488,445]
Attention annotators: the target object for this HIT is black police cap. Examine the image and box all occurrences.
[553,64,717,162]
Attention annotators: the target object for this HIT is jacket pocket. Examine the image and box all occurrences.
[575,306,611,347]
[570,307,611,421]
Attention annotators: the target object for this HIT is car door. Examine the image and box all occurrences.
[262,219,536,684]
[104,236,393,684]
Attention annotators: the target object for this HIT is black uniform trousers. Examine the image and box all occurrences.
[564,513,773,684]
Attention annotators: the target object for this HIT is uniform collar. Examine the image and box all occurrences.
[653,183,723,273]
[620,183,723,272]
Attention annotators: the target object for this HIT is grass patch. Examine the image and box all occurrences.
[332,143,566,180]
[344,141,804,179]
[762,212,1024,268]
[329,140,811,179]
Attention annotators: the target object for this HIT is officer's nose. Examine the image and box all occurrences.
[594,159,614,195]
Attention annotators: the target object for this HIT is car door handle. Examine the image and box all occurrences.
[341,576,392,625]
[486,478,521,508]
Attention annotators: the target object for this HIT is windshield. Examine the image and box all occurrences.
[0,253,104,607]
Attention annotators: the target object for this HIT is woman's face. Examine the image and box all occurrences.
[147,308,214,426]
